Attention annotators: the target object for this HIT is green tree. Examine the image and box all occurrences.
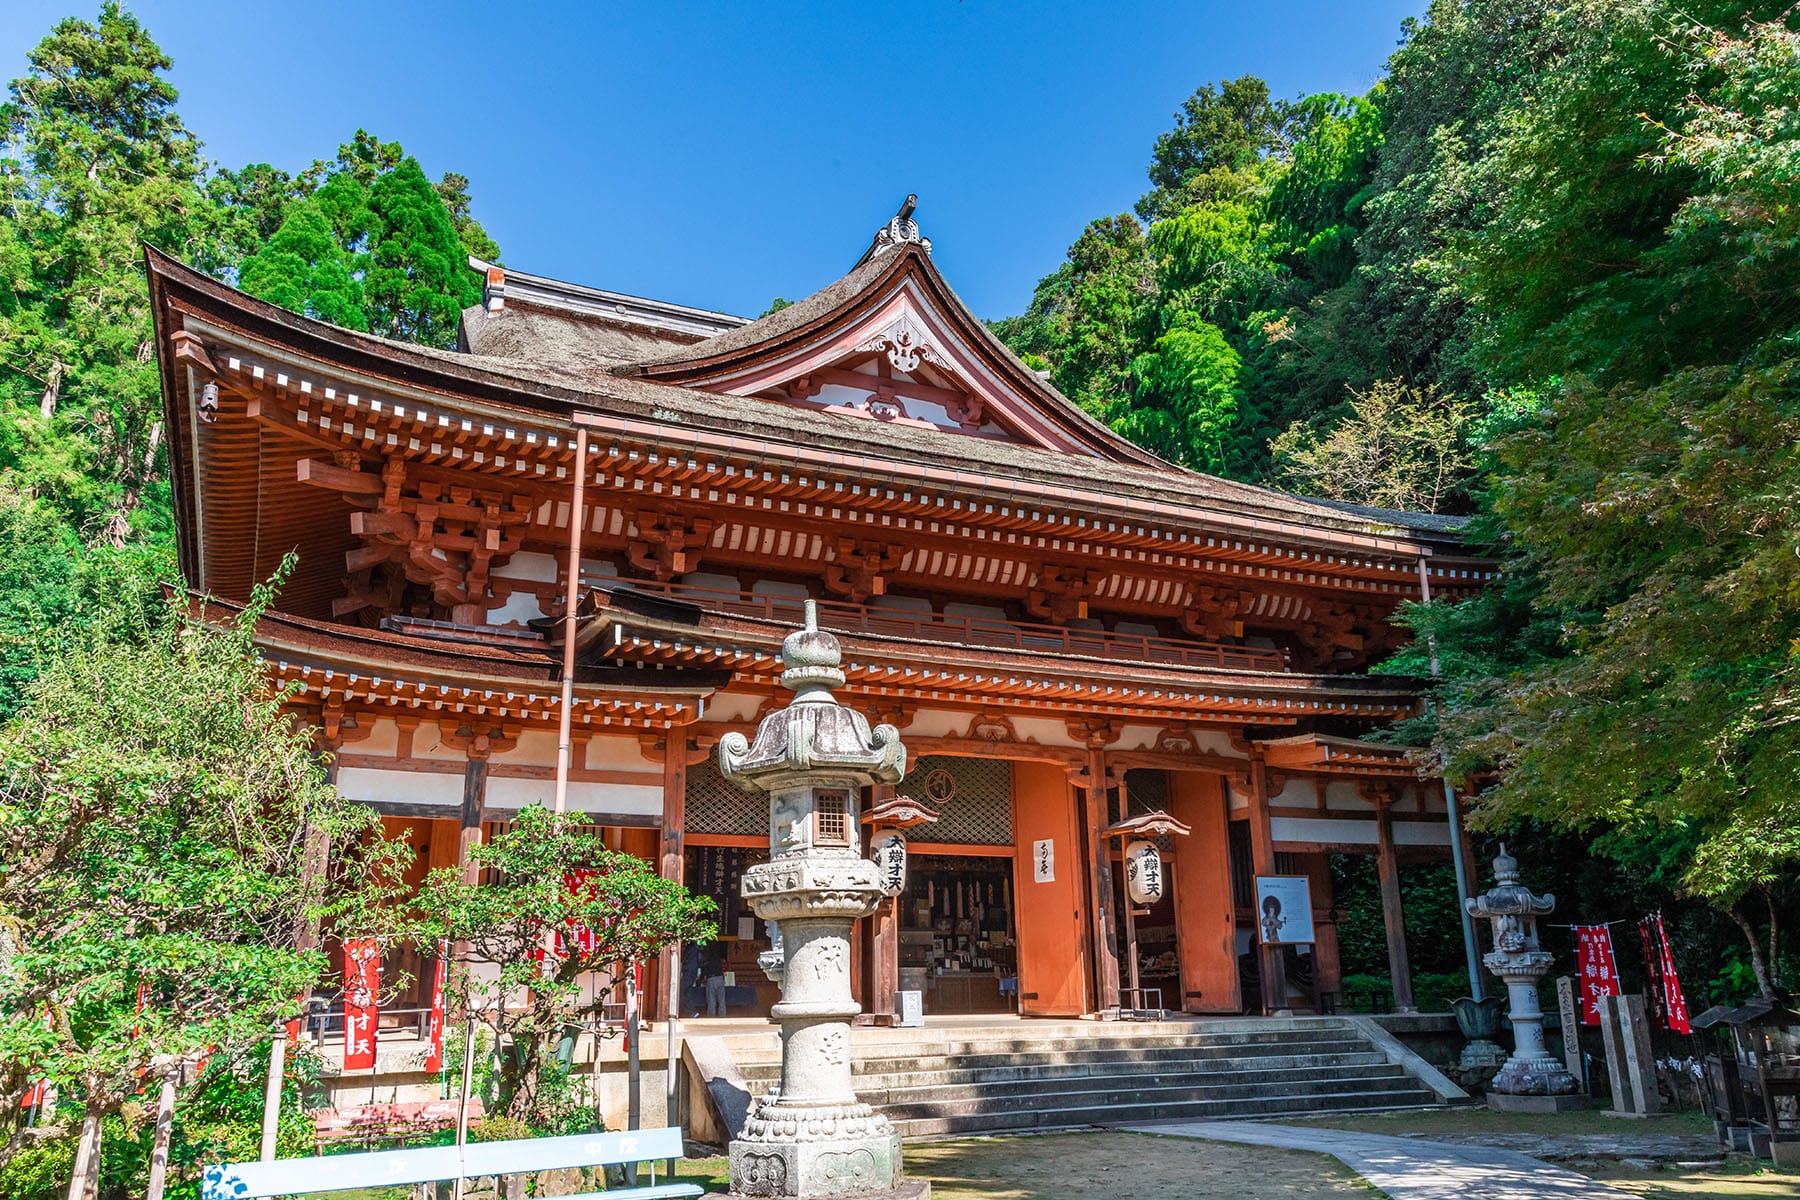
[237,197,367,330]
[0,571,405,1190]
[1119,312,1240,472]
[0,2,219,536]
[1271,379,1478,513]
[1138,75,1293,222]
[1423,4,1800,1000]
[407,807,714,1129]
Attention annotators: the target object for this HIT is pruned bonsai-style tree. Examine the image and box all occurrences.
[407,806,715,1131]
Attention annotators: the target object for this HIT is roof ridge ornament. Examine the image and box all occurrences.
[861,194,931,264]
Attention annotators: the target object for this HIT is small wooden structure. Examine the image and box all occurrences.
[1694,1000,1800,1164]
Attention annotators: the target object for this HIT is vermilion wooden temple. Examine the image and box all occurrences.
[149,207,1490,1023]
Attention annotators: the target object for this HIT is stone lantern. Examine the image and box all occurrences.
[1466,846,1583,1109]
[718,602,926,1200]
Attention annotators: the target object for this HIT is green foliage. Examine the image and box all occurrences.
[1118,311,1240,471]
[406,806,715,1127]
[0,566,408,1175]
[1270,379,1478,513]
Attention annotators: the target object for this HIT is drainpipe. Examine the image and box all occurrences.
[554,425,590,815]
[1417,556,1486,1001]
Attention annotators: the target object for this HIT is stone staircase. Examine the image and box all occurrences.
[703,1016,1450,1140]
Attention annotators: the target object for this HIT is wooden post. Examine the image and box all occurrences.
[1246,753,1287,1013]
[458,754,489,885]
[867,783,899,1023]
[66,1102,101,1200]
[144,1078,177,1200]
[654,740,688,1023]
[1374,797,1416,1012]
[259,1033,285,1160]
[1082,748,1121,1015]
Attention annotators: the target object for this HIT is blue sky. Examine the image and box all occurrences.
[2,2,1426,320]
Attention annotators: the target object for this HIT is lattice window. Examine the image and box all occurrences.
[686,758,764,836]
[899,755,1012,845]
[815,790,850,847]
[1125,768,1173,853]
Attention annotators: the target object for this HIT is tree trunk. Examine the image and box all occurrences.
[38,361,62,422]
[144,1079,176,1200]
[1767,890,1781,991]
[65,1101,102,1200]
[1728,903,1776,1000]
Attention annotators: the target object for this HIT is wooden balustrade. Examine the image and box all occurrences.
[594,576,1288,673]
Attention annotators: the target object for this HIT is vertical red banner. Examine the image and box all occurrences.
[1656,914,1692,1034]
[424,943,448,1074]
[1576,925,1621,1025]
[342,939,381,1072]
[1638,919,1668,1028]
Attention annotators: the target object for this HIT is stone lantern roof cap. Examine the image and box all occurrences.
[717,600,907,790]
[1466,844,1556,918]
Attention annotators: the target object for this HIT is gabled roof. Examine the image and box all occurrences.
[628,241,1168,466]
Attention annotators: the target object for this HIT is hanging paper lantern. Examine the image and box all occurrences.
[1124,839,1165,905]
[874,832,909,896]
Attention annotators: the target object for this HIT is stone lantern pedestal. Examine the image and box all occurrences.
[1466,847,1585,1112]
[718,602,928,1200]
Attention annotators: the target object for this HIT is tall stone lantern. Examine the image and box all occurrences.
[1466,846,1582,1109]
[718,602,925,1200]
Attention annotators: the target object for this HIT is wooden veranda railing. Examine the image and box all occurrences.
[596,577,1288,673]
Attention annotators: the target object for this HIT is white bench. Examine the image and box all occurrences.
[201,1125,704,1200]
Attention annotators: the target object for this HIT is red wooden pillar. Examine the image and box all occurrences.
[1082,747,1121,1015]
[1246,752,1287,1013]
[866,783,898,1023]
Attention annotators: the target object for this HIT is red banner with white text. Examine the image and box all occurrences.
[1575,925,1621,1025]
[342,939,381,1072]
[424,943,448,1074]
[1655,913,1692,1034]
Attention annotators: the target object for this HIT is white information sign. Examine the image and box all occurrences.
[1254,875,1316,945]
[1032,838,1055,883]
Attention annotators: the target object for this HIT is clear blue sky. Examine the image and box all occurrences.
[2,1,1426,320]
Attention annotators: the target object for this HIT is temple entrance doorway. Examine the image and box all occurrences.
[894,754,1019,1016]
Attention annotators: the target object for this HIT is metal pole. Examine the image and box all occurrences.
[1417,556,1485,1000]
[553,424,590,815]
[451,1015,477,1200]
[665,946,681,1175]
[626,964,642,1185]
[259,1032,285,1161]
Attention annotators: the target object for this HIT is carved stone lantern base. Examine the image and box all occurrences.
[728,1122,904,1199]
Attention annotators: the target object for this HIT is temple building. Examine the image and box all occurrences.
[149,205,1492,1025]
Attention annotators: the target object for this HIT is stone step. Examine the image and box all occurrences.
[857,1062,1413,1106]
[887,1091,1440,1139]
[731,1031,1375,1071]
[878,1073,1429,1120]
[736,1046,1392,1085]
[715,1020,1363,1061]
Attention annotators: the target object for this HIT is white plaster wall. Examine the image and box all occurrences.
[342,717,401,758]
[410,725,468,762]
[584,733,654,772]
[487,589,546,625]
[1271,816,1451,847]
[1326,780,1375,812]
[493,550,558,583]
[337,766,463,808]
[943,602,1007,622]
[1272,777,1315,807]
[752,580,810,600]
[869,594,932,613]
[491,730,560,766]
[702,694,765,723]
[486,777,662,818]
